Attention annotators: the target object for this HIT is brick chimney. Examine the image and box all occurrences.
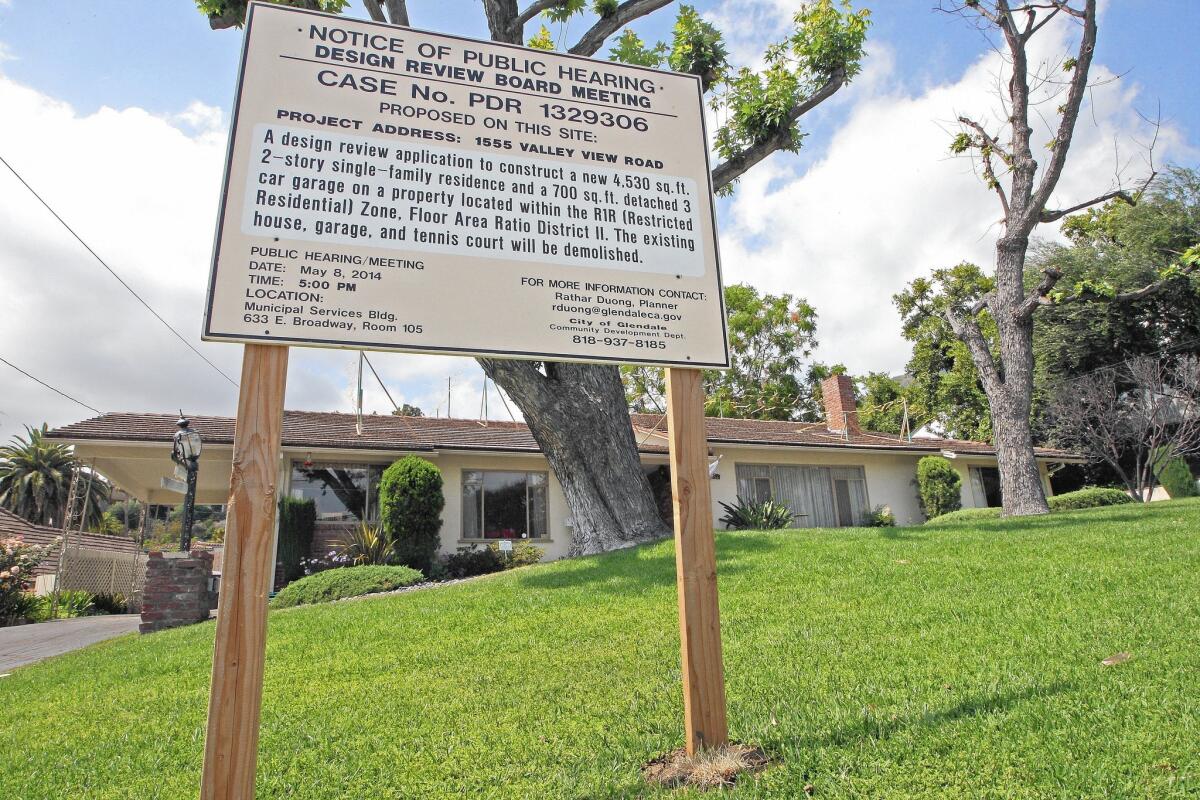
[821,374,860,435]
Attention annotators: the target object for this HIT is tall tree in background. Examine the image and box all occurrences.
[0,424,108,528]
[200,0,870,554]
[894,263,995,442]
[623,283,819,420]
[922,1,1192,515]
[1031,167,1200,414]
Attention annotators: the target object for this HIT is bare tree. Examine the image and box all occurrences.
[932,0,1195,515]
[1047,355,1200,501]
[204,0,870,554]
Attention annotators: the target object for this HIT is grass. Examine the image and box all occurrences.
[3,499,1199,798]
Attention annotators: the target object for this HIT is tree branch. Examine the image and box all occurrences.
[567,0,672,57]
[944,308,1003,393]
[1020,257,1199,316]
[1038,170,1155,222]
[957,116,1011,163]
[712,68,846,192]
[482,0,522,44]
[515,0,564,31]
[363,0,387,22]
[384,0,409,26]
[1025,0,1097,228]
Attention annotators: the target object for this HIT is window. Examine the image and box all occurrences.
[462,470,549,540]
[735,464,870,528]
[969,466,1003,507]
[290,463,386,522]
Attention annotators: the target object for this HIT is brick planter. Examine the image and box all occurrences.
[139,550,215,634]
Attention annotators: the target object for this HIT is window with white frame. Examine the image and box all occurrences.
[461,470,549,540]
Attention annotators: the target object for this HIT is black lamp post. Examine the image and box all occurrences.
[172,415,203,552]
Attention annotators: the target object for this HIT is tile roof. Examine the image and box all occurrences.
[46,411,1076,460]
[0,507,54,540]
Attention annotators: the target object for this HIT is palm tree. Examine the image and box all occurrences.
[0,424,108,528]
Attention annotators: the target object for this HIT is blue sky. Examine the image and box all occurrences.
[0,1,1196,440]
[3,2,1196,162]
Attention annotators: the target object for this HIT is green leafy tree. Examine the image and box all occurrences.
[856,373,911,436]
[0,425,108,528]
[894,263,994,441]
[623,283,819,420]
[1030,166,1200,413]
[378,456,444,573]
[392,404,424,418]
[200,0,869,556]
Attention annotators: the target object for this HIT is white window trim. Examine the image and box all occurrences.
[462,469,550,541]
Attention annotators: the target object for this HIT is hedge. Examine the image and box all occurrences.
[277,497,316,583]
[1153,451,1199,499]
[1048,487,1134,511]
[271,565,423,609]
[917,456,962,519]
[925,487,1134,525]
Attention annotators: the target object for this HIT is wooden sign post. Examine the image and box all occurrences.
[200,343,289,800]
[665,367,729,755]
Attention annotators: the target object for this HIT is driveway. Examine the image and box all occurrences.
[0,614,140,672]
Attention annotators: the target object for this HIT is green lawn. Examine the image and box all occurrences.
[3,500,1199,799]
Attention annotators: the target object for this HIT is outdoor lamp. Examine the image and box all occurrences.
[173,414,203,552]
[174,416,203,462]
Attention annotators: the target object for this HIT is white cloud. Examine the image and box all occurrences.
[0,42,15,63]
[0,73,500,445]
[716,11,1191,376]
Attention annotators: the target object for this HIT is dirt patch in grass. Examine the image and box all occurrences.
[642,743,770,789]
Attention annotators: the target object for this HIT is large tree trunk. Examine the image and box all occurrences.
[988,238,1051,516]
[479,358,671,555]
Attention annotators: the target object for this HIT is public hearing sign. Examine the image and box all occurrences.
[203,1,729,367]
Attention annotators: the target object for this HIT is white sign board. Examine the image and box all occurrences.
[203,2,729,367]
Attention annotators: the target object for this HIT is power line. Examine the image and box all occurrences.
[0,356,102,415]
[0,153,238,388]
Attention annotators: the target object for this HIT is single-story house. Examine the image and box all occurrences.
[44,376,1080,566]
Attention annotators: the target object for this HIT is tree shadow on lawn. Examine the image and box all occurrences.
[799,680,1075,750]
[517,533,783,595]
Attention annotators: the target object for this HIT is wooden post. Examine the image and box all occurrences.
[200,343,289,799]
[665,367,729,755]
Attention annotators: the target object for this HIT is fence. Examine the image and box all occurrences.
[57,547,147,608]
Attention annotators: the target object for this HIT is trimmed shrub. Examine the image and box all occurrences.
[865,505,896,527]
[1153,452,1198,499]
[277,497,316,582]
[925,487,1133,525]
[379,457,445,574]
[1047,487,1134,511]
[271,565,423,609]
[718,498,795,530]
[442,542,545,579]
[917,456,962,519]
[91,593,129,615]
